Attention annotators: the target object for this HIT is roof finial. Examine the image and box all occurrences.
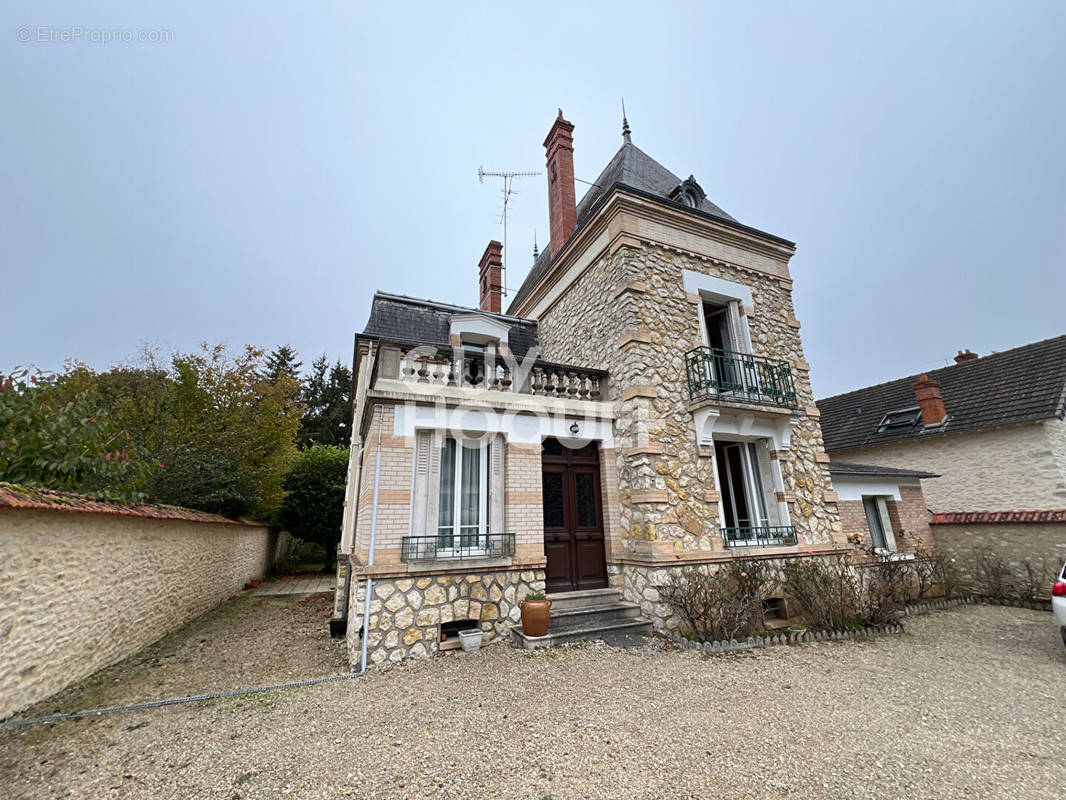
[621,98,631,143]
[532,230,539,260]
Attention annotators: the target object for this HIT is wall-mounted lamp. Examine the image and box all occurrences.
[569,422,580,435]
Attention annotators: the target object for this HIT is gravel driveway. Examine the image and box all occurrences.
[2,603,1063,799]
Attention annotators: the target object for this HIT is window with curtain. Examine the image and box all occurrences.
[436,436,487,552]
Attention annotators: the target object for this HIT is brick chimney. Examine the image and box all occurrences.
[543,110,577,256]
[478,240,503,313]
[954,349,978,364]
[913,373,947,426]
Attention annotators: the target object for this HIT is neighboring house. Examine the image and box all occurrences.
[827,462,938,560]
[818,336,1066,586]
[337,111,852,668]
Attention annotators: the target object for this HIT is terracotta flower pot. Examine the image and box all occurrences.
[519,597,551,637]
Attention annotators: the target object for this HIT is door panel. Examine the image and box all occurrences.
[541,440,607,593]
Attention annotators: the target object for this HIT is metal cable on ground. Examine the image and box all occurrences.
[0,671,360,730]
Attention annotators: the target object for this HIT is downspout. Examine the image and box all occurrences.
[359,404,384,673]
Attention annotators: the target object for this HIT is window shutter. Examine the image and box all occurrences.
[488,433,506,534]
[727,301,747,354]
[411,430,432,535]
[753,443,781,526]
[425,430,444,536]
[875,496,897,552]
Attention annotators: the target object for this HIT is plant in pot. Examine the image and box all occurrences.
[519,591,551,637]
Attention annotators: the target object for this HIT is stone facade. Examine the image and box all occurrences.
[836,421,1066,512]
[0,508,280,720]
[347,568,545,666]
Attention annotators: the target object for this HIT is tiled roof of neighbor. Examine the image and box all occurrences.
[827,461,939,479]
[360,292,540,359]
[509,140,738,312]
[817,334,1066,453]
[0,483,249,524]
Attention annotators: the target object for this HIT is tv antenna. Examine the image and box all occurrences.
[478,166,540,301]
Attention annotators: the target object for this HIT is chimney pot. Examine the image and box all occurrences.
[954,349,978,364]
[543,111,577,258]
[913,373,947,426]
[478,240,503,313]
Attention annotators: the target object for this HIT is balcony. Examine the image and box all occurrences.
[722,525,798,548]
[684,347,797,409]
[375,341,608,402]
[401,532,516,562]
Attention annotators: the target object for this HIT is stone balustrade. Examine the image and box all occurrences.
[376,342,607,401]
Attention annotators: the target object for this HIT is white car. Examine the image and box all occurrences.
[1054,563,1066,647]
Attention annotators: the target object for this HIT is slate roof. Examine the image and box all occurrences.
[360,292,540,359]
[817,335,1066,453]
[509,140,740,313]
[827,461,939,479]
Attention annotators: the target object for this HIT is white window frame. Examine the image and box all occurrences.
[436,436,488,556]
[862,495,898,553]
[717,440,772,529]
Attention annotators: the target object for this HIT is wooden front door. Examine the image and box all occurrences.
[541,438,607,593]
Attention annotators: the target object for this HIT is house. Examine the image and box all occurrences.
[817,336,1066,585]
[337,111,853,667]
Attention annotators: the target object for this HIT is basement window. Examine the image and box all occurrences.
[876,407,920,433]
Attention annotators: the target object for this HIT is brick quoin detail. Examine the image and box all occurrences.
[543,110,576,255]
[478,240,503,313]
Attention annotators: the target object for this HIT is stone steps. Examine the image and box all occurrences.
[510,588,652,650]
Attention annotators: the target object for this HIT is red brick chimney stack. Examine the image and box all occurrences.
[543,110,577,256]
[954,349,978,364]
[478,240,504,313]
[913,373,947,426]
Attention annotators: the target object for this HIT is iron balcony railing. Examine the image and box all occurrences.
[722,525,798,548]
[684,347,798,408]
[400,532,516,562]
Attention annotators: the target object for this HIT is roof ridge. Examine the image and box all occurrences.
[817,333,1066,405]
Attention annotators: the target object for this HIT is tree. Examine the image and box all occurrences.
[261,345,302,385]
[278,444,349,569]
[298,355,352,448]
[0,367,150,502]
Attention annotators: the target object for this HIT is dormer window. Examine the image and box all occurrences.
[876,408,921,433]
[683,190,699,208]
[449,312,510,354]
[670,175,706,211]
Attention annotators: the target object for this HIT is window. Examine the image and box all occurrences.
[715,440,771,530]
[683,190,700,208]
[876,408,920,433]
[862,495,897,552]
[436,436,487,552]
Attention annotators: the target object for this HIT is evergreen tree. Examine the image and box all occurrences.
[261,344,303,385]
[298,355,352,448]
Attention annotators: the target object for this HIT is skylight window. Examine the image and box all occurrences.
[876,408,921,433]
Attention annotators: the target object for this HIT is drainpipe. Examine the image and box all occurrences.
[359,404,384,673]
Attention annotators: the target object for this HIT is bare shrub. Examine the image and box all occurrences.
[970,548,1014,600]
[659,560,774,642]
[780,554,863,631]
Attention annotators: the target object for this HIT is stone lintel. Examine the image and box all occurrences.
[621,385,658,401]
[625,444,664,457]
[613,280,648,299]
[616,330,653,349]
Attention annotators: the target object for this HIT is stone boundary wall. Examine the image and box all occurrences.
[0,507,282,720]
[930,521,1066,593]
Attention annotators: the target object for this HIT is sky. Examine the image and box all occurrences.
[2,1,1064,398]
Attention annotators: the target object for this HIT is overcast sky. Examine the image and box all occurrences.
[3,1,1064,397]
